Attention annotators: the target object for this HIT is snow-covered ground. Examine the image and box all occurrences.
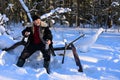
[0,24,120,80]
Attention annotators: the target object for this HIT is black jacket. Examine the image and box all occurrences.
[22,25,53,44]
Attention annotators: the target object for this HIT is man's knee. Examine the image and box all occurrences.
[43,52,51,61]
[20,52,30,59]
[16,52,30,67]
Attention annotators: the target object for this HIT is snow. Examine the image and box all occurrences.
[0,35,14,49]
[6,3,14,10]
[111,1,119,7]
[77,28,104,52]
[0,25,6,35]
[0,24,120,80]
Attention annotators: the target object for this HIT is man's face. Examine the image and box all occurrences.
[33,19,41,26]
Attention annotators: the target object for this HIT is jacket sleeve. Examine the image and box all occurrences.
[22,27,31,37]
[43,27,53,41]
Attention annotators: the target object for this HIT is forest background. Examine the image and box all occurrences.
[0,0,120,29]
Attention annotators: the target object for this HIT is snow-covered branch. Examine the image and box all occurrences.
[19,0,32,22]
[40,7,71,19]
[0,13,9,35]
[111,1,119,7]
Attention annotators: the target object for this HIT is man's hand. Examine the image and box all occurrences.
[46,39,51,45]
[24,31,30,37]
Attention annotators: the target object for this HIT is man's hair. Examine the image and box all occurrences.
[32,15,40,21]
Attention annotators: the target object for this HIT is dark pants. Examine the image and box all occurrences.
[49,43,56,56]
[6,41,26,51]
[2,37,26,51]
[17,42,50,67]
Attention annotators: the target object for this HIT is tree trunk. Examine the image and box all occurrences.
[77,0,80,27]
[19,0,32,22]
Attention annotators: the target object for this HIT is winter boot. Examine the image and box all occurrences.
[16,58,25,67]
[2,48,10,51]
[44,61,50,74]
